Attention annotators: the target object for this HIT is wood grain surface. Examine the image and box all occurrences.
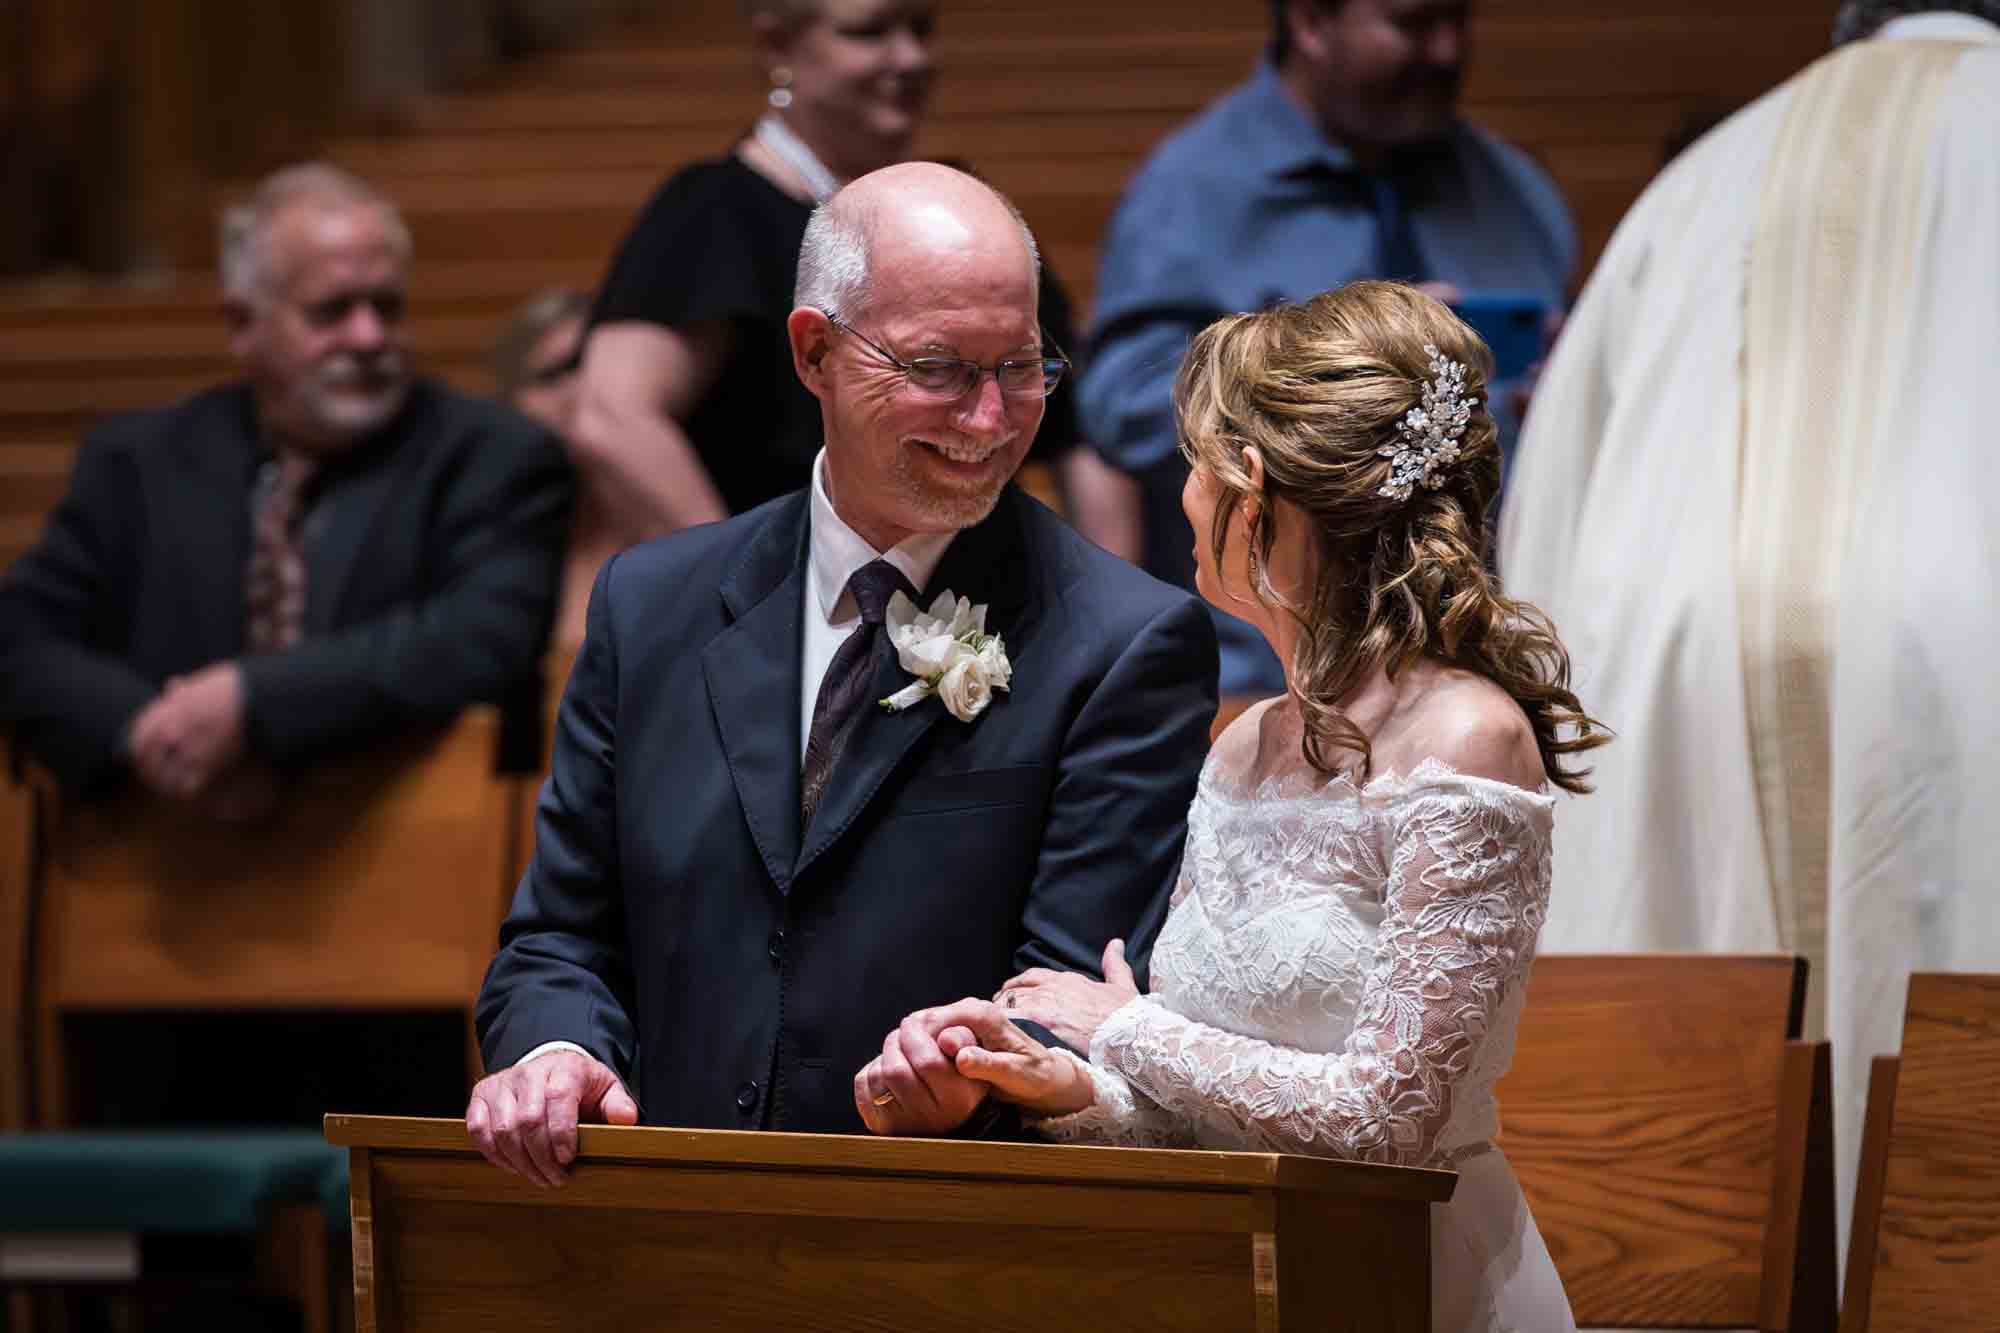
[336,1116,1443,1332]
[31,710,517,1124]
[1498,953,1825,1328]
[1856,973,2000,1331]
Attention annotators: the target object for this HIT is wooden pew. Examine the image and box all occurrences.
[0,746,31,1134]
[29,707,519,1126]
[6,709,520,1332]
[1840,973,2000,1332]
[1500,955,1837,1331]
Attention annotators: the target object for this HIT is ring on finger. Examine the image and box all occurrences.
[871,1090,897,1107]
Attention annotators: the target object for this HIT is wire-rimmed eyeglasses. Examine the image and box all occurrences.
[822,311,1070,401]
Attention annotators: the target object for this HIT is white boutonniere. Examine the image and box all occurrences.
[880,590,1012,723]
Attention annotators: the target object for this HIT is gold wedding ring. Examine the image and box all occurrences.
[871,1090,897,1107]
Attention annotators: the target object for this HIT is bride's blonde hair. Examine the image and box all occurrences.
[1175,281,1608,793]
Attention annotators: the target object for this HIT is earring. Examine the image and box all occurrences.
[768,66,794,110]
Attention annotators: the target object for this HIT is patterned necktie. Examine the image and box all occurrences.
[245,453,320,654]
[801,559,917,829]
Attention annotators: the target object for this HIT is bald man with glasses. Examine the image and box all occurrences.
[469,163,1216,1182]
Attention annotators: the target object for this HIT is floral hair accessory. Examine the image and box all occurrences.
[1377,343,1478,502]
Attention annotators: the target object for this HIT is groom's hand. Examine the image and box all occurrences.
[854,1011,989,1136]
[467,1049,638,1188]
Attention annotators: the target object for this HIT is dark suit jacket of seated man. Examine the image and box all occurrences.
[0,377,574,795]
[473,163,1218,1143]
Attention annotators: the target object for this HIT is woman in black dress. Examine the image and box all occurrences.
[571,0,1112,556]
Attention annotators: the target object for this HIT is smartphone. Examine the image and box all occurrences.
[1449,292,1548,383]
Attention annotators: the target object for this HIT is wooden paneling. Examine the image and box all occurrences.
[1848,974,2000,1331]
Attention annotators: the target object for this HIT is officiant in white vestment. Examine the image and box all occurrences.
[1498,1,2000,1255]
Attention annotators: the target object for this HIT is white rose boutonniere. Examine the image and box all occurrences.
[880,589,1011,723]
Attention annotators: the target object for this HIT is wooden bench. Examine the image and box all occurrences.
[4,708,521,1332]
[1500,954,1837,1331]
[1841,972,2000,1332]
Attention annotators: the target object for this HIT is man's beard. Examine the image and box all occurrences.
[892,433,1021,532]
[301,353,411,442]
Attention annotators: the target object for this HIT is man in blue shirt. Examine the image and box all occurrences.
[1080,0,1574,691]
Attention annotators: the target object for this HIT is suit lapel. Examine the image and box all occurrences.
[312,389,427,631]
[793,488,1034,882]
[703,495,810,892]
[175,389,260,659]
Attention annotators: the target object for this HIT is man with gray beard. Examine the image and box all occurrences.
[0,162,573,812]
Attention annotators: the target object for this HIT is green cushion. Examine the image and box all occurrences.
[0,1131,347,1234]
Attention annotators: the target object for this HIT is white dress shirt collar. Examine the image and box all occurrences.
[807,450,955,624]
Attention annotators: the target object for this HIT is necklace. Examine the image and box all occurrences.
[753,113,841,202]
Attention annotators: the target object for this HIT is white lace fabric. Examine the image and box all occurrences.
[1038,725,1555,1170]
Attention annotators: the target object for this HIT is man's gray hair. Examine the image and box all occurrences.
[219,162,412,303]
[1833,0,2000,43]
[794,184,1043,321]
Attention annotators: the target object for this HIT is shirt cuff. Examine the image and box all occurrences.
[515,1040,594,1068]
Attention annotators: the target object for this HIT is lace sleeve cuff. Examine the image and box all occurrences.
[1029,1050,1190,1148]
[1024,998,1191,1147]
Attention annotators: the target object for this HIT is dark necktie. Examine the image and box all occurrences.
[1370,173,1426,283]
[245,453,320,654]
[801,559,917,829]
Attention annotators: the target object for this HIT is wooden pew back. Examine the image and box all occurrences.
[29,708,517,1125]
[1842,973,2000,1332]
[1499,954,1835,1330]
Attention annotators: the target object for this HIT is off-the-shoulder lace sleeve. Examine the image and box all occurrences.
[1059,779,1553,1165]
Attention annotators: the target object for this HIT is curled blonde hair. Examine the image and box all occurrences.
[1175,280,1608,793]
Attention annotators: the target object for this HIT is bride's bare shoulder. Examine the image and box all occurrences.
[1381,666,1545,792]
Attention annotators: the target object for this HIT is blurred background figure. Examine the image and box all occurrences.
[493,286,589,436]
[492,286,612,650]
[1079,0,1573,694]
[0,160,573,1142]
[0,162,572,812]
[1499,0,2000,1256]
[568,0,1108,550]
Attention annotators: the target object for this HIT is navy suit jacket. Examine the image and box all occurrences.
[476,484,1218,1133]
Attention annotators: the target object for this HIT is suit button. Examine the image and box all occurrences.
[735,1081,761,1114]
[767,929,786,964]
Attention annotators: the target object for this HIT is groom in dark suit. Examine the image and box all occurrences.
[468,163,1217,1184]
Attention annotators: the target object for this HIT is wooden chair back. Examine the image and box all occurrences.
[1841,972,2000,1332]
[1499,954,1836,1331]
[29,707,518,1126]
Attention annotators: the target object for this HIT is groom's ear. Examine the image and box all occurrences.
[788,306,837,399]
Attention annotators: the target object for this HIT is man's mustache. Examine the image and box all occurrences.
[318,353,407,390]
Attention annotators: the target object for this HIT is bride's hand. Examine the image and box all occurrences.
[906,999,1094,1116]
[995,939,1140,1053]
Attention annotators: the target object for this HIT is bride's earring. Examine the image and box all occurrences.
[768,66,794,110]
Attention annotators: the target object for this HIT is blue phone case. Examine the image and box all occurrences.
[1449,293,1547,383]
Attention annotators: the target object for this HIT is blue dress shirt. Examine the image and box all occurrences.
[1080,61,1575,691]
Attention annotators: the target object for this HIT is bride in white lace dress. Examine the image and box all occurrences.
[864,282,1607,1332]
